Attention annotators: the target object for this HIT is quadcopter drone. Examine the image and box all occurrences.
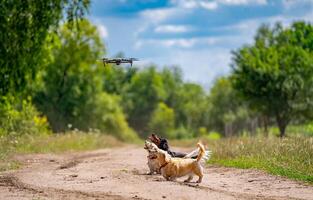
[101,57,138,67]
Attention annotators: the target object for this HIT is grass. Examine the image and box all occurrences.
[171,136,313,184]
[0,131,126,171]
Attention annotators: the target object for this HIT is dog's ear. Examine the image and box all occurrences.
[148,135,153,141]
[152,133,160,142]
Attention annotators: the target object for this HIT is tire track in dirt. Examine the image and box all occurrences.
[0,146,312,200]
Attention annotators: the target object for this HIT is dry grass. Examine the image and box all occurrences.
[0,131,124,171]
[171,136,313,184]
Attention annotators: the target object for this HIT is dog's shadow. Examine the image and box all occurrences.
[132,169,200,186]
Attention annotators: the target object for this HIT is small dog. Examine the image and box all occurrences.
[149,134,205,158]
[144,140,161,174]
[156,142,208,183]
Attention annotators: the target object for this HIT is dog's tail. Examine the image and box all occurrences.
[184,148,212,162]
[196,142,206,162]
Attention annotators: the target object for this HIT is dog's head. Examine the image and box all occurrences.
[148,134,170,151]
[144,140,158,153]
[148,133,161,146]
[159,138,170,151]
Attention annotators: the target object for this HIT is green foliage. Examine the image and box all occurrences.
[0,0,90,96]
[84,92,139,141]
[102,65,137,95]
[232,21,313,137]
[122,67,167,135]
[148,102,175,138]
[0,96,50,137]
[35,20,103,131]
[174,83,209,130]
[208,77,253,136]
[119,66,211,138]
[34,20,138,141]
[205,131,222,140]
[169,125,194,139]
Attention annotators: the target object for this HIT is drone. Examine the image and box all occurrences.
[101,57,139,67]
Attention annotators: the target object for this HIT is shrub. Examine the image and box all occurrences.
[0,96,50,137]
[148,102,175,138]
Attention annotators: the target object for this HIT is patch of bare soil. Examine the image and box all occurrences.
[0,146,312,200]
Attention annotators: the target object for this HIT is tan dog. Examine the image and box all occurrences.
[144,140,161,174]
[156,142,207,183]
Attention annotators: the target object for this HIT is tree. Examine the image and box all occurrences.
[231,21,313,137]
[148,102,175,138]
[175,83,208,131]
[208,77,254,136]
[0,0,90,96]
[122,67,167,136]
[34,20,138,141]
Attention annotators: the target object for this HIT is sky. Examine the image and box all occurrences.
[89,0,313,88]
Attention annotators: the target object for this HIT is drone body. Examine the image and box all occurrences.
[101,58,138,67]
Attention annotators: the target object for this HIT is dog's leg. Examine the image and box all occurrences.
[169,176,177,181]
[184,174,193,182]
[194,165,203,183]
[146,171,153,175]
[196,175,203,183]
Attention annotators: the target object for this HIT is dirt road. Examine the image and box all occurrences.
[0,146,312,200]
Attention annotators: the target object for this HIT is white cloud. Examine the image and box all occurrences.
[135,37,223,49]
[97,24,109,39]
[168,49,232,88]
[170,0,267,10]
[154,25,190,33]
[140,8,179,23]
[199,1,219,10]
[217,0,267,5]
[141,48,232,88]
[135,38,196,48]
[283,0,313,9]
[171,0,218,10]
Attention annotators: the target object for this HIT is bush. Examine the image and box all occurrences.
[0,96,50,137]
[148,102,175,138]
[83,92,139,141]
[169,125,194,139]
[204,131,221,140]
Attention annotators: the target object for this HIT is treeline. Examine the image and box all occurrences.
[1,1,313,139]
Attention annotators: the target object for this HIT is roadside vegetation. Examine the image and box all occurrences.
[172,136,313,184]
[0,131,124,171]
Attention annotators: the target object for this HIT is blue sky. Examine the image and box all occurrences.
[89,0,313,88]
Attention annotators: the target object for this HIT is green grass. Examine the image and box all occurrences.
[171,136,313,184]
[0,131,126,172]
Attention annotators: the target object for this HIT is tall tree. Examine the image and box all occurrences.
[0,0,90,96]
[122,67,167,136]
[34,20,138,141]
[208,77,252,136]
[232,22,313,137]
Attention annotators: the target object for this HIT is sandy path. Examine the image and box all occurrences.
[0,146,312,200]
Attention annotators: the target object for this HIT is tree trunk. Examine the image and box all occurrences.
[276,115,287,138]
[263,116,268,137]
